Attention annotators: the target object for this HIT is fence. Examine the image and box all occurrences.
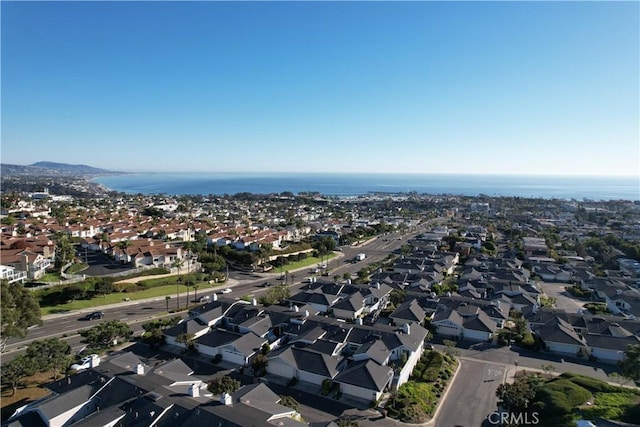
[26,276,86,291]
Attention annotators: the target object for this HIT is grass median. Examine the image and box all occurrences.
[40,281,221,315]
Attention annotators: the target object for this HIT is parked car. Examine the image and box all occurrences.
[220,288,232,294]
[198,295,210,302]
[71,354,99,371]
[262,281,272,287]
[79,311,104,321]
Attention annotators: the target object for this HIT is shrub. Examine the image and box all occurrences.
[422,367,440,382]
[535,379,591,416]
[521,332,536,348]
[565,374,619,393]
[208,377,241,395]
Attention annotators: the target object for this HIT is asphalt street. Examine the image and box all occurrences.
[435,359,505,427]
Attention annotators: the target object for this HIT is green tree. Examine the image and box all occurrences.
[25,338,71,380]
[252,353,268,376]
[261,343,271,355]
[95,280,114,297]
[1,215,16,226]
[63,283,87,302]
[53,231,75,270]
[258,284,291,306]
[142,316,180,347]
[279,395,300,411]
[172,257,184,310]
[1,354,37,395]
[514,317,528,336]
[1,280,42,352]
[496,379,538,413]
[176,332,196,350]
[619,344,640,382]
[80,320,132,350]
[207,376,241,394]
[389,289,406,307]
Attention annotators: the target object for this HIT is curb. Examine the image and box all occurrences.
[423,356,463,427]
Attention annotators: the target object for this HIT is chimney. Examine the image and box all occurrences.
[136,363,145,375]
[402,323,410,335]
[356,318,363,325]
[252,298,257,306]
[189,383,200,398]
[220,392,232,405]
[304,310,309,318]
[294,305,299,312]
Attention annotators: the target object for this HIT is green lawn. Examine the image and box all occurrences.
[271,253,338,274]
[580,391,640,421]
[40,281,220,315]
[65,263,88,274]
[38,273,63,282]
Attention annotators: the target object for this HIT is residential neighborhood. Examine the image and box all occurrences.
[1,185,640,426]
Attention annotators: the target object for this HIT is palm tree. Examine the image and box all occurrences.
[183,242,194,307]
[172,258,184,310]
[117,239,132,264]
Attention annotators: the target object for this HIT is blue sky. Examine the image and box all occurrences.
[2,1,638,176]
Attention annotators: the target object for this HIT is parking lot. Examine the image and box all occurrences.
[75,246,135,276]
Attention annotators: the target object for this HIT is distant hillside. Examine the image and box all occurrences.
[1,162,120,177]
[30,161,114,175]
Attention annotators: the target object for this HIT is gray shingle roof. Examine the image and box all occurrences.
[195,328,241,348]
[333,360,393,392]
[538,318,587,346]
[390,299,425,322]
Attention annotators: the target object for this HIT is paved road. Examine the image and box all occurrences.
[435,359,504,427]
[430,337,615,382]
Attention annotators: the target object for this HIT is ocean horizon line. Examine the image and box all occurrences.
[92,172,640,201]
[106,170,639,179]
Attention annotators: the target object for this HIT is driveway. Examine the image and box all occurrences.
[537,281,587,313]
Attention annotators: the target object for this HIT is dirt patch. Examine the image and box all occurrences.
[1,371,55,422]
[114,272,179,285]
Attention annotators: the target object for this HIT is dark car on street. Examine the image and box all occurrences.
[79,311,105,321]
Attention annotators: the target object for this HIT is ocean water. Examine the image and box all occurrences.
[93,173,640,201]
